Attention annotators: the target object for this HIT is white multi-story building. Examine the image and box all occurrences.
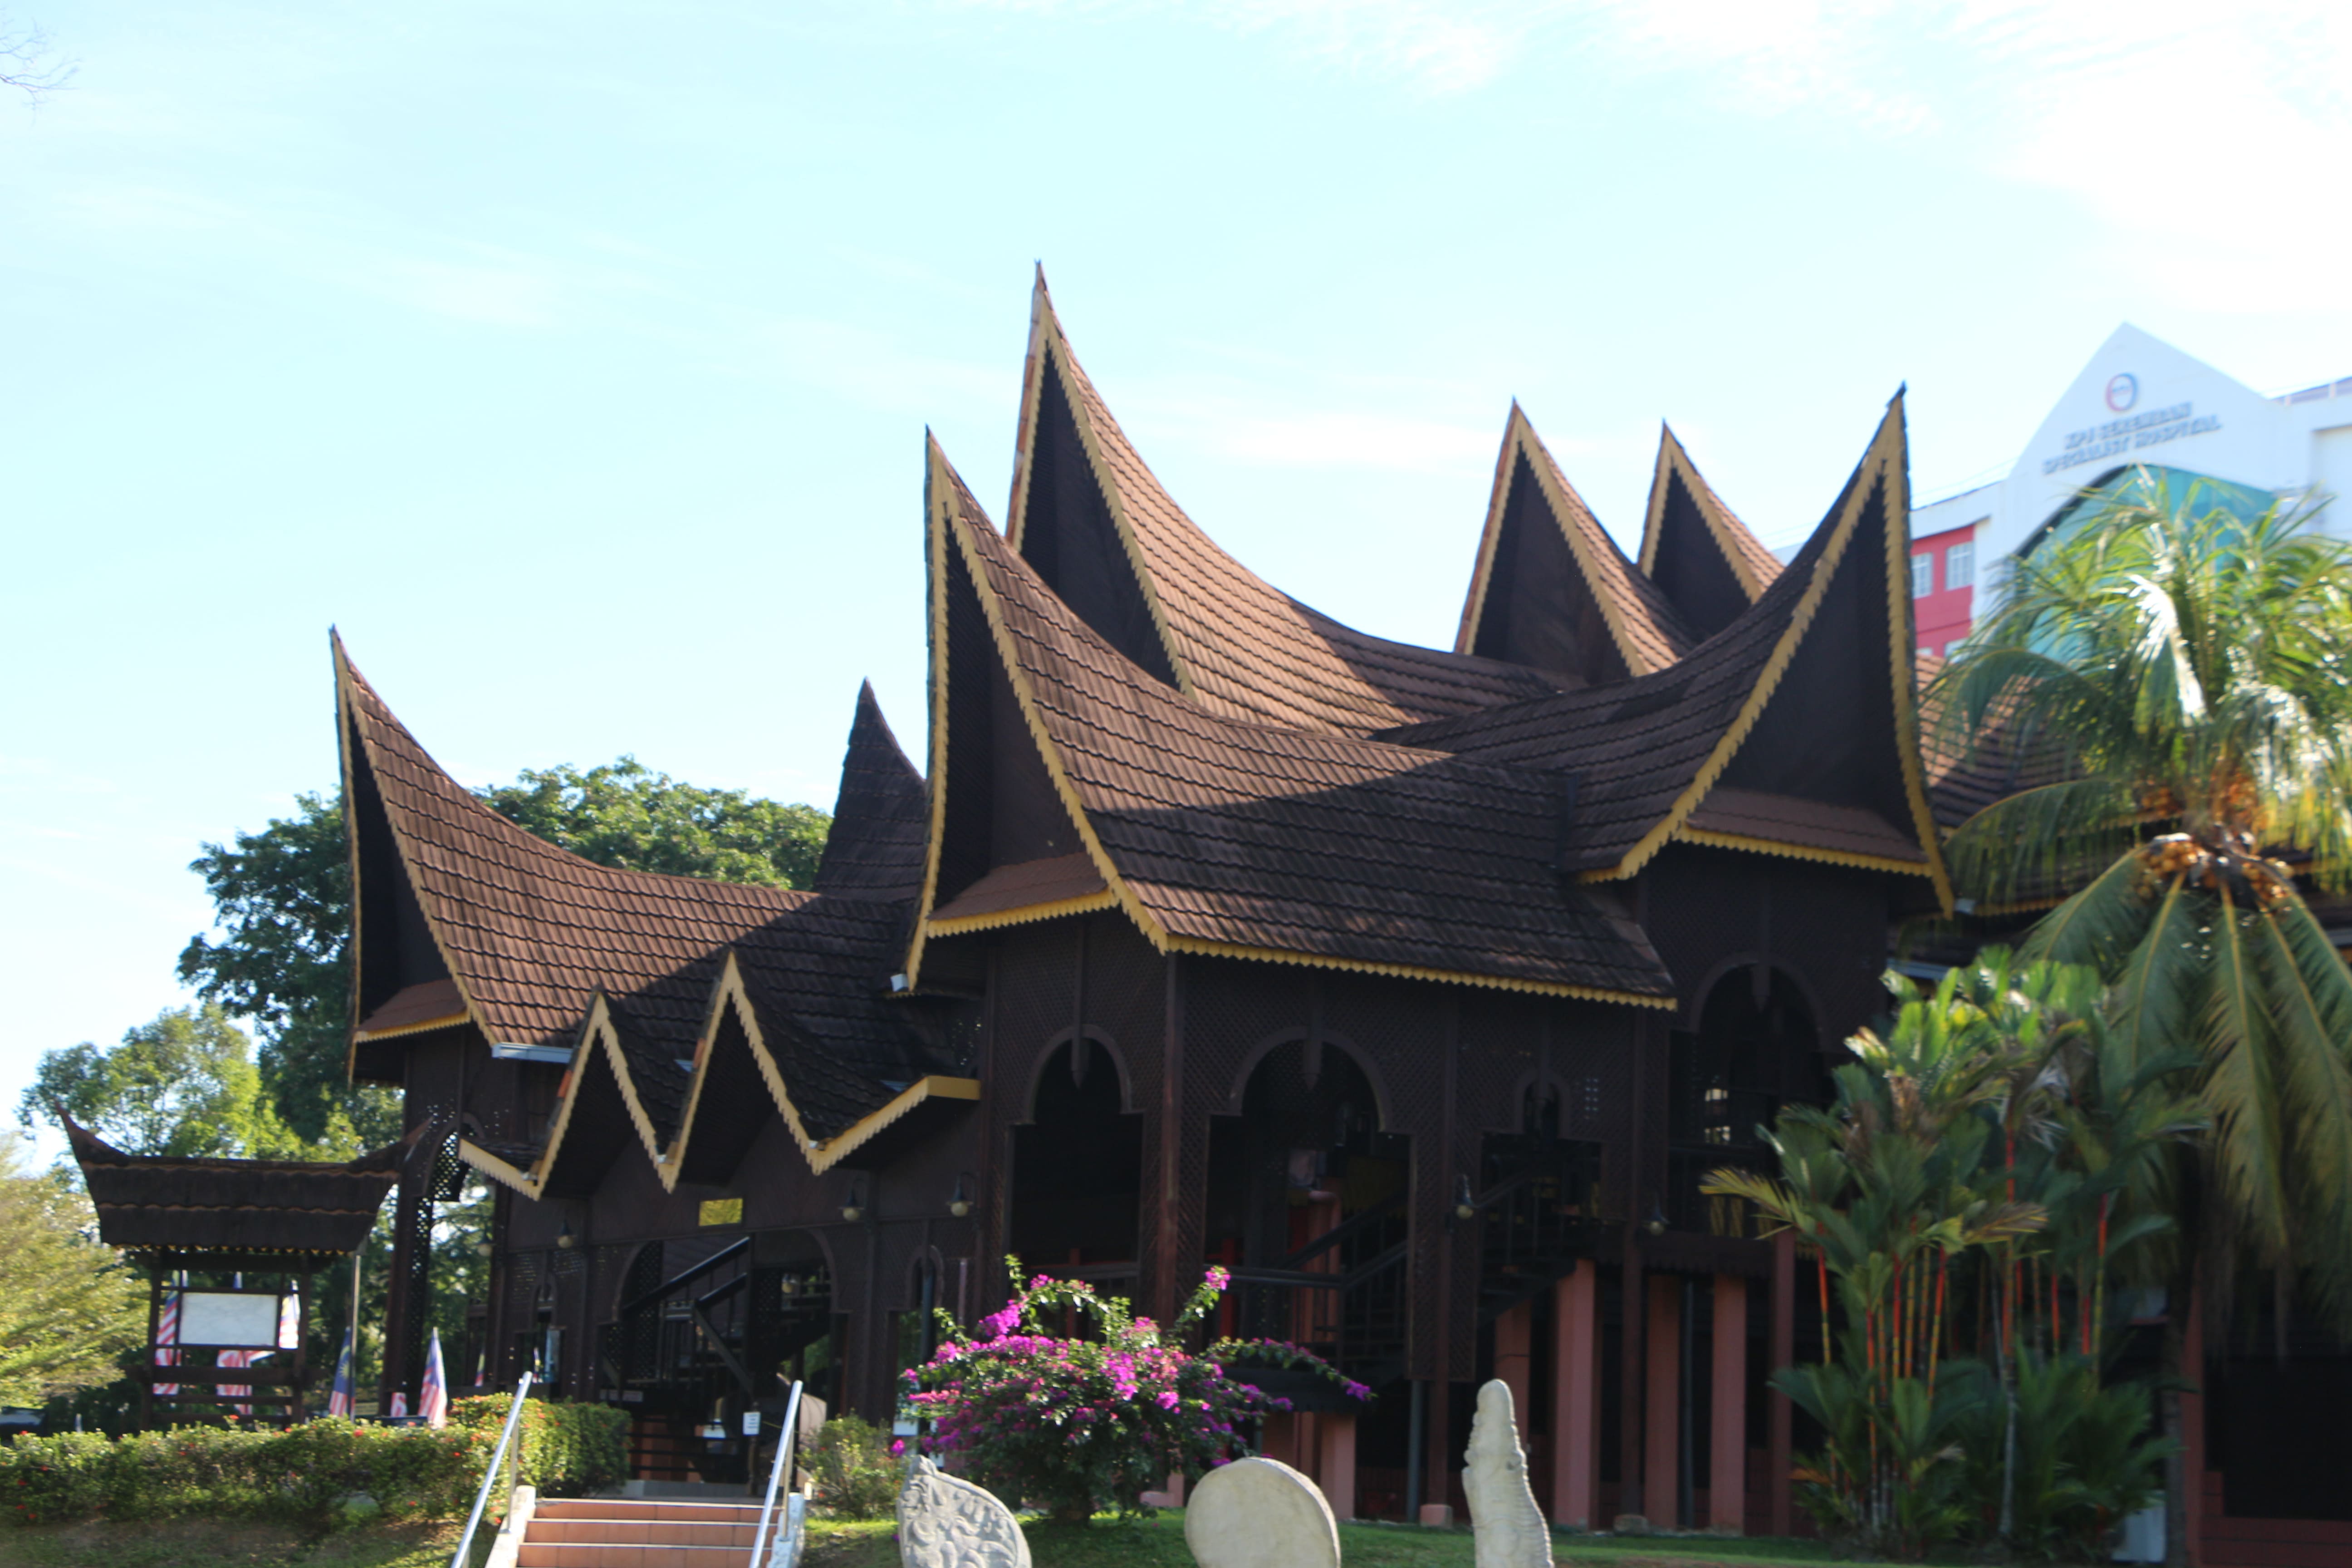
[1904,324,2352,656]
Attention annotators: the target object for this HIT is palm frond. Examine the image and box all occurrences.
[2202,886,2295,1267]
[2021,851,2155,975]
[1945,781,2142,907]
[2104,872,2207,1073]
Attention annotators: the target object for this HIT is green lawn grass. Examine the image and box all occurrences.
[0,1520,476,1568]
[804,1514,1888,1568]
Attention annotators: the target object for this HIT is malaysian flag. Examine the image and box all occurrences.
[327,1328,356,1417]
[153,1289,180,1398]
[390,1390,409,1418]
[419,1329,449,1430]
[217,1348,253,1417]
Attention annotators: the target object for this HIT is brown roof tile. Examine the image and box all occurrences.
[932,442,1676,1003]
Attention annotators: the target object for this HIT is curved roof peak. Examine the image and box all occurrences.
[1004,278,1556,734]
[1637,424,1783,639]
[1453,402,1695,683]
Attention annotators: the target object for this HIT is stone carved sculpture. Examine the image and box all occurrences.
[897,1455,1032,1568]
[1463,1379,1551,1568]
[1183,1456,1340,1568]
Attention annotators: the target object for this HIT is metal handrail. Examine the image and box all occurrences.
[749,1379,805,1568]
[451,1371,533,1568]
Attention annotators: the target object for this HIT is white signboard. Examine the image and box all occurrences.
[177,1292,281,1348]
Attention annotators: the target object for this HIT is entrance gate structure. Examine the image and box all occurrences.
[65,1116,418,1428]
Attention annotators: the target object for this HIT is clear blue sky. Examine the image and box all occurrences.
[5,1,2348,1137]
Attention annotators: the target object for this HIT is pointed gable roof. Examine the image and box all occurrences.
[337,639,954,1196]
[1005,270,1555,735]
[1637,425,1783,639]
[812,681,928,902]
[914,437,1676,1005]
[337,637,800,1084]
[1387,397,1952,906]
[1454,404,1695,682]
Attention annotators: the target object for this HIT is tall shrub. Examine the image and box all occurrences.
[1706,951,2190,1559]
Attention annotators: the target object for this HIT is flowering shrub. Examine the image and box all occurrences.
[903,1262,1367,1524]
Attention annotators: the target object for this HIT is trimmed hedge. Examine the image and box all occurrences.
[0,1421,489,1530]
[451,1395,628,1500]
[2,1399,626,1531]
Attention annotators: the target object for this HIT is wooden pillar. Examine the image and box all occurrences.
[1769,1230,1795,1537]
[1318,1411,1358,1521]
[1645,1276,1681,1526]
[1710,1274,1748,1533]
[1552,1260,1599,1529]
[1493,1299,1534,1424]
[1618,1252,1647,1521]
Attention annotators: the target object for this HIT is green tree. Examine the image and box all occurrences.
[0,1136,147,1405]
[479,757,829,889]
[177,793,379,1147]
[1929,471,2352,1563]
[16,1004,307,1159]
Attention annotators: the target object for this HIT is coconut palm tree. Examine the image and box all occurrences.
[1930,470,2352,1563]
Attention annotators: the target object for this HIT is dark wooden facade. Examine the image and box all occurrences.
[340,275,1967,1525]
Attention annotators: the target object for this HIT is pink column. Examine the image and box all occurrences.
[1318,1411,1358,1521]
[1769,1231,1795,1537]
[1645,1278,1681,1526]
[1493,1299,1534,1426]
[1552,1261,1599,1529]
[1710,1275,1748,1533]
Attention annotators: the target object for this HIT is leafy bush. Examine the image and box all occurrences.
[806,1415,900,1520]
[0,1419,491,1531]
[905,1263,1366,1524]
[1952,1352,2170,1560]
[452,1394,629,1499]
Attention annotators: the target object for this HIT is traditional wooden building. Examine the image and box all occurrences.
[343,274,1959,1528]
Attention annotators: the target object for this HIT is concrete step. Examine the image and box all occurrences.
[537,1499,767,1524]
[515,1546,754,1568]
[516,1497,783,1567]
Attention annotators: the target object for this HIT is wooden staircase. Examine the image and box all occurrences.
[514,1498,769,1567]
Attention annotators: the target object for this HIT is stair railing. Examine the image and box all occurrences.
[450,1370,534,1568]
[750,1379,806,1568]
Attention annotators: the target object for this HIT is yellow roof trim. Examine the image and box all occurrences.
[455,1138,540,1200]
[1673,825,1937,877]
[352,1009,471,1044]
[1160,933,1676,1009]
[806,1074,981,1176]
[924,887,1120,938]
[693,952,979,1177]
